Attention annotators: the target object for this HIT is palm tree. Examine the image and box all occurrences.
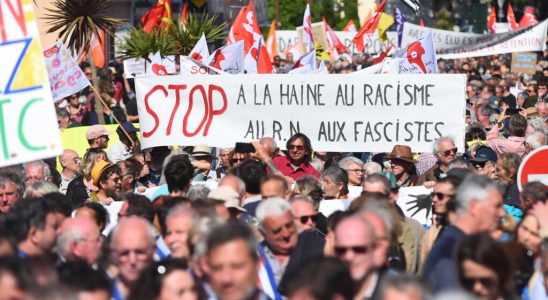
[118,12,227,61]
[44,0,123,124]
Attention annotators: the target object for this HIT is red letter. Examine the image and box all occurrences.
[183,85,208,137]
[166,84,187,136]
[142,85,165,138]
[203,84,227,136]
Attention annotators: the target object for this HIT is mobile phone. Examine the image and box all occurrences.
[234,142,255,153]
[506,108,521,115]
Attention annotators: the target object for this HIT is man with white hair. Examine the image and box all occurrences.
[56,217,102,266]
[110,216,156,300]
[256,197,324,299]
[422,174,505,292]
[289,197,318,232]
[525,131,547,154]
[23,160,52,190]
[417,137,457,187]
[163,205,198,260]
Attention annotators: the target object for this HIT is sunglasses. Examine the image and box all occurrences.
[472,161,486,169]
[296,214,318,224]
[230,157,244,163]
[288,145,305,151]
[334,245,372,256]
[462,276,497,289]
[431,192,454,199]
[440,147,458,157]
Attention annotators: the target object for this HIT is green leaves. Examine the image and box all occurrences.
[44,0,123,53]
[118,12,227,61]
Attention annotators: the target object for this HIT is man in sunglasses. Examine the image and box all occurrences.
[417,137,457,187]
[334,216,379,299]
[469,146,497,179]
[290,198,318,232]
[272,133,319,181]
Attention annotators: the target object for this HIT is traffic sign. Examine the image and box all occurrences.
[517,146,548,191]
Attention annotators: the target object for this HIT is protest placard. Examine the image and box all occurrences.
[397,186,432,226]
[43,41,91,101]
[0,0,63,167]
[402,20,548,59]
[135,74,466,153]
[511,52,537,74]
[123,58,146,78]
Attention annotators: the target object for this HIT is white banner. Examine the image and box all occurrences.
[135,74,466,153]
[276,30,398,57]
[402,20,548,59]
[0,0,63,167]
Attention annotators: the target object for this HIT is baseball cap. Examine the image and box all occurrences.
[86,125,112,140]
[470,146,498,164]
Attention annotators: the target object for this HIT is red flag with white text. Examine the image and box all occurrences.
[518,6,538,28]
[323,16,348,54]
[352,0,385,53]
[227,7,246,45]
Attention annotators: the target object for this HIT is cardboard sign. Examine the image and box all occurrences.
[0,0,63,167]
[43,41,90,101]
[135,74,467,153]
[511,52,537,74]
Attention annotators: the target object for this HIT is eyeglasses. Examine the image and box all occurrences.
[71,157,81,163]
[25,176,45,183]
[472,161,486,169]
[296,214,318,224]
[334,244,373,256]
[230,157,244,164]
[431,192,454,199]
[347,169,364,173]
[439,147,458,157]
[85,72,92,76]
[462,276,497,289]
[288,145,305,151]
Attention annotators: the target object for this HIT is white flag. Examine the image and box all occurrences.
[189,33,209,62]
[302,4,314,52]
[204,40,245,74]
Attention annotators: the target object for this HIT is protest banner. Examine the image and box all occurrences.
[43,41,90,101]
[135,74,466,153]
[276,30,397,57]
[0,0,63,168]
[511,52,537,74]
[397,186,433,226]
[402,20,548,59]
[296,22,328,55]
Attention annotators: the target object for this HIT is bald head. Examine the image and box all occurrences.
[219,175,245,196]
[260,137,277,157]
[111,216,155,248]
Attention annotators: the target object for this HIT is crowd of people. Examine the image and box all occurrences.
[0,48,547,300]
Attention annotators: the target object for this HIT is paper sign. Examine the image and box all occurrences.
[511,52,537,74]
[397,186,432,226]
[123,58,146,78]
[43,41,90,101]
[135,74,467,153]
[146,52,177,75]
[0,0,63,167]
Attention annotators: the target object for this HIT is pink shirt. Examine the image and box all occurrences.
[272,156,320,180]
[487,125,526,157]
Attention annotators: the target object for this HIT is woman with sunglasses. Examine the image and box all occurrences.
[456,233,516,300]
[65,93,87,125]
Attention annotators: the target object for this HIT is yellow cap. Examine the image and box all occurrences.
[91,160,114,185]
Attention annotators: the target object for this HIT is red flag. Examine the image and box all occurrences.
[265,20,278,61]
[372,44,393,65]
[242,2,262,53]
[353,0,386,53]
[487,6,496,33]
[343,19,357,33]
[323,16,348,54]
[141,0,173,33]
[507,3,518,31]
[180,2,188,24]
[419,18,424,27]
[227,7,246,45]
[258,40,273,74]
[518,6,538,28]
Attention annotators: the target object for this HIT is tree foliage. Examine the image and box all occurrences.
[267,0,359,31]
